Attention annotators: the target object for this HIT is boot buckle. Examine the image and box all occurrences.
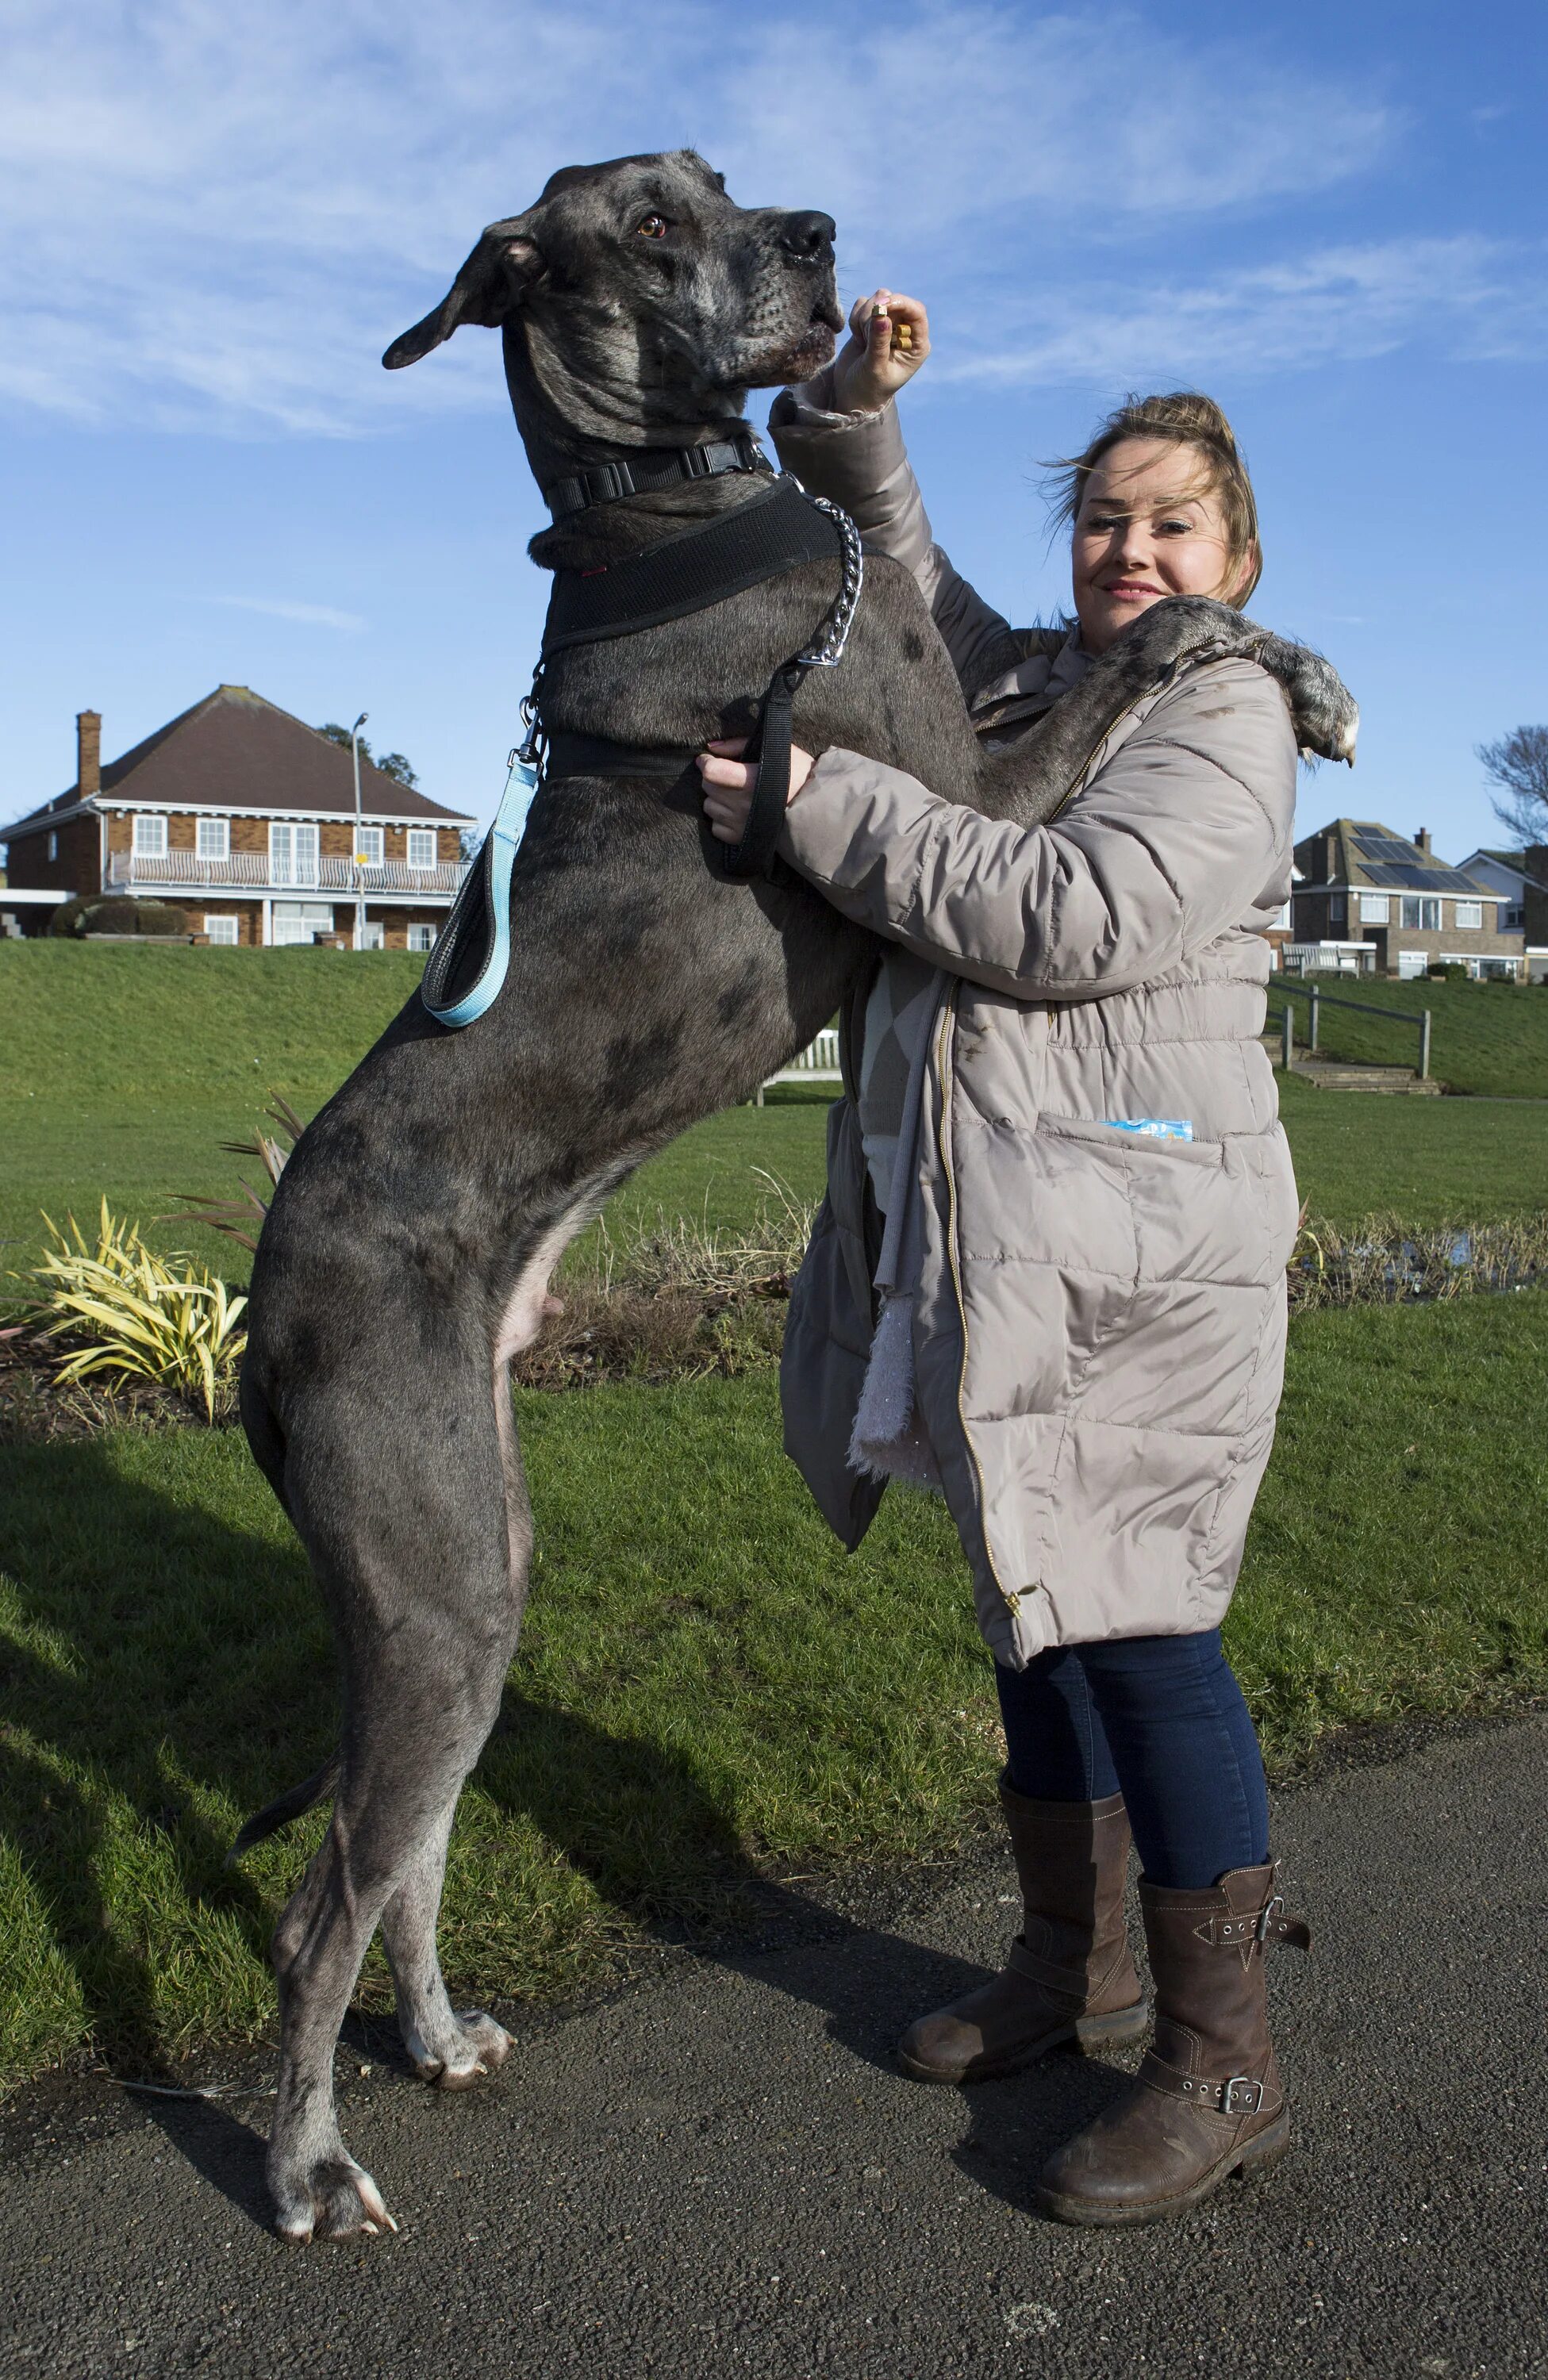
[1221,2075,1265,2116]
[1255,1894,1285,1944]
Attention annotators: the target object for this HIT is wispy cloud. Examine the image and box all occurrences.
[210,595,366,631]
[0,0,1401,436]
[937,237,1548,388]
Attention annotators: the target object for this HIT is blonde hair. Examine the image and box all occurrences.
[1047,391,1262,607]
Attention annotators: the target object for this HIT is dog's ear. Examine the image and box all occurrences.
[382,219,547,369]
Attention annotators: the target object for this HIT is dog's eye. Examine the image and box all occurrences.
[635,213,670,240]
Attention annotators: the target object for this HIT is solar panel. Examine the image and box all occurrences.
[1362,864,1488,893]
[1354,835,1419,864]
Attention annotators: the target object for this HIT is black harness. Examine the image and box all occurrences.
[542,430,765,520]
[421,461,863,1028]
[520,470,865,882]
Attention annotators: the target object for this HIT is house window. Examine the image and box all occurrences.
[407,922,436,953]
[48,830,58,862]
[1504,903,1525,929]
[1453,900,1482,931]
[133,813,167,858]
[1396,950,1427,980]
[406,828,436,870]
[1327,893,1346,928]
[1400,896,1441,931]
[270,820,319,886]
[197,817,230,860]
[204,915,239,945]
[357,920,385,950]
[271,900,334,946]
[355,825,384,866]
[1358,892,1389,923]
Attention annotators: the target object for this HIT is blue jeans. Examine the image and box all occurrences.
[994,1629,1270,1890]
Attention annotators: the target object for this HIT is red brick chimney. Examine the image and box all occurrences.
[1414,827,1431,856]
[76,709,101,799]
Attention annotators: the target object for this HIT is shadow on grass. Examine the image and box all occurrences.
[2,1429,1049,2221]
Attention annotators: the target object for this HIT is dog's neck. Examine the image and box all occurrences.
[505,319,774,573]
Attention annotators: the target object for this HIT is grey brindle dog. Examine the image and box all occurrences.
[237,149,1355,2242]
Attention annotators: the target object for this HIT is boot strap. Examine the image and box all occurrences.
[1197,1894,1312,1954]
[1138,2050,1279,2119]
[1007,1934,1123,2004]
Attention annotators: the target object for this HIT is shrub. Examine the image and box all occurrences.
[1426,962,1469,982]
[50,896,188,938]
[20,1200,247,1421]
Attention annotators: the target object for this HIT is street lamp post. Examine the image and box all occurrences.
[350,712,368,950]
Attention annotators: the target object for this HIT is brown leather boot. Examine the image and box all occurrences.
[898,1780,1147,2084]
[1036,1860,1311,2226]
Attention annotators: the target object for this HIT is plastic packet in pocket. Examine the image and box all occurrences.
[1104,1117,1194,1142]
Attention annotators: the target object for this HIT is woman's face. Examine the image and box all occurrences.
[1071,436,1253,654]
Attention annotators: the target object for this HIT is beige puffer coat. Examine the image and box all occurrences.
[768,384,1303,1672]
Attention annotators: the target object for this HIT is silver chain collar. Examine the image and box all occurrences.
[794,494,864,670]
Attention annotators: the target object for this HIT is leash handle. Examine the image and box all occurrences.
[720,662,805,881]
[421,752,540,1028]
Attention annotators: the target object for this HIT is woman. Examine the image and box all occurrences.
[698,294,1316,2229]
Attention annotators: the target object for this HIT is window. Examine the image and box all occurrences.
[197,816,230,860]
[1453,900,1482,931]
[355,825,384,866]
[357,921,385,950]
[47,830,58,862]
[407,921,436,953]
[1358,892,1389,923]
[1397,950,1427,980]
[1327,893,1346,928]
[270,820,319,886]
[271,900,334,946]
[133,813,167,857]
[406,828,436,870]
[204,914,239,945]
[1400,896,1441,931]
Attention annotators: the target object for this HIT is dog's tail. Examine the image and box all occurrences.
[228,1754,340,1862]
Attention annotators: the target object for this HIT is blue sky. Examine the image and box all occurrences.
[3,0,1544,858]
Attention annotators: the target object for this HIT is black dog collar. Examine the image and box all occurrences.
[543,432,767,519]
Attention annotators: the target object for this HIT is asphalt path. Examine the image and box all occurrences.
[3,1712,1546,2380]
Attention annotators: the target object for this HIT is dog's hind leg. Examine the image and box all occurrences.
[263,1375,526,2244]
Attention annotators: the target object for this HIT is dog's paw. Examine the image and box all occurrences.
[404,2008,511,2090]
[1270,641,1358,766]
[271,2152,398,2245]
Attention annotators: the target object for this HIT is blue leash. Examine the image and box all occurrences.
[420,752,540,1028]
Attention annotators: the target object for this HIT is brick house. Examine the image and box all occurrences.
[1289,818,1526,979]
[1,687,474,950]
[1454,846,1548,980]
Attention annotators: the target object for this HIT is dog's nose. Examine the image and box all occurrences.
[777,211,836,262]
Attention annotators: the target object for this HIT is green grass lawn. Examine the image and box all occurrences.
[1269,973,1548,1099]
[4,944,1547,1294]
[2,1288,1544,2082]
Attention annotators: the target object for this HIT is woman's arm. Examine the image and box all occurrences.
[769,661,1296,1000]
[768,295,1020,704]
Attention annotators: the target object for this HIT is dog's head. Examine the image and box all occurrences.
[383,150,842,449]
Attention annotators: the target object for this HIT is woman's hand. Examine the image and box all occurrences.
[829,289,931,414]
[697,737,816,845]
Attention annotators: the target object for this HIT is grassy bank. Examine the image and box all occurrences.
[1268,973,1548,1099]
[2,1289,1544,2083]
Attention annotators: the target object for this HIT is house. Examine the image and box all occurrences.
[1289,818,1526,979]
[0,687,474,950]
[1454,846,1548,981]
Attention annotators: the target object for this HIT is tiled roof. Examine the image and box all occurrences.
[1295,818,1490,896]
[2,686,473,838]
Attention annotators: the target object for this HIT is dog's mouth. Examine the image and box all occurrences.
[811,293,844,335]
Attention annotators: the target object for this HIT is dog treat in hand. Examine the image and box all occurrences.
[874,305,912,355]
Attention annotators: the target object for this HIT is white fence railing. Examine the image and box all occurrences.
[754,1027,842,1105]
[104,852,467,896]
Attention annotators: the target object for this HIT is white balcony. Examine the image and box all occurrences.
[104,851,467,898]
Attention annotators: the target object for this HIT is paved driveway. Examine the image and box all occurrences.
[4,1714,1545,2378]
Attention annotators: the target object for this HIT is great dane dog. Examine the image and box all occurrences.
[237,149,1355,2242]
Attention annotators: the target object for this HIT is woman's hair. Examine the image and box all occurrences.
[1047,391,1262,607]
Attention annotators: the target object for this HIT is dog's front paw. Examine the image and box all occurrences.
[1254,635,1358,765]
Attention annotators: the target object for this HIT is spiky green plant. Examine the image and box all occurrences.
[24,1200,247,1420]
